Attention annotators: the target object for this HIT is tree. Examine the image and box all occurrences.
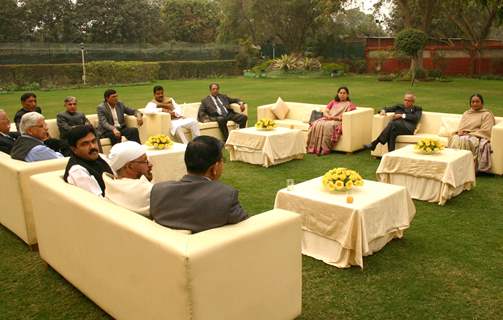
[395,28,427,85]
[162,0,219,43]
[0,0,29,42]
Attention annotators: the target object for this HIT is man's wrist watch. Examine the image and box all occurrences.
[402,114,406,119]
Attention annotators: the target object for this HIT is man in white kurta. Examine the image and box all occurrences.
[104,141,154,217]
[144,85,200,144]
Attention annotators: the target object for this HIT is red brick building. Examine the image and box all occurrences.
[365,37,503,75]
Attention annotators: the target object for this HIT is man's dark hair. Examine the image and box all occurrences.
[185,136,223,174]
[209,83,219,90]
[20,92,36,102]
[67,125,96,147]
[153,85,164,93]
[470,93,484,105]
[104,89,117,100]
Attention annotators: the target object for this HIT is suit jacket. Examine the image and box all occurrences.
[383,104,423,131]
[0,132,20,154]
[96,101,140,136]
[198,94,242,122]
[14,106,42,131]
[150,174,248,233]
[56,111,91,140]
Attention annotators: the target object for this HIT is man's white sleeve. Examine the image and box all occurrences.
[67,165,103,196]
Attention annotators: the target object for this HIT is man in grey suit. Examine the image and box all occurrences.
[57,96,92,141]
[97,89,143,145]
[198,83,248,141]
[150,135,248,233]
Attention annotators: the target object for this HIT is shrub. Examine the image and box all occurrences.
[0,63,82,87]
[270,54,303,71]
[321,63,347,76]
[427,69,443,78]
[86,61,159,85]
[377,74,396,81]
[251,59,274,76]
[158,60,240,79]
[348,59,367,74]
[235,39,260,69]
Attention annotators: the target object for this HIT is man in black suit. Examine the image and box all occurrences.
[364,93,423,152]
[14,92,42,131]
[96,89,143,145]
[198,83,248,141]
[150,135,248,233]
[0,109,19,155]
[57,96,92,141]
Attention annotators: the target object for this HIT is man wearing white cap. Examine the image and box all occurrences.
[103,141,153,217]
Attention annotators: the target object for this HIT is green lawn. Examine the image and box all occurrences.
[1,76,503,319]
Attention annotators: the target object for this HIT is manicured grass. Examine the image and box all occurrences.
[1,76,503,319]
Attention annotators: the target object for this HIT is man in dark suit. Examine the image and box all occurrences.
[150,135,248,233]
[0,109,19,154]
[97,89,143,145]
[198,83,248,141]
[14,92,42,131]
[364,93,423,152]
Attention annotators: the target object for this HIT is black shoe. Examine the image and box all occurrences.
[363,143,376,151]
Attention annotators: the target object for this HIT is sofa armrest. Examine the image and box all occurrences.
[125,115,139,128]
[139,112,172,142]
[371,113,393,140]
[187,209,302,320]
[257,104,277,121]
[30,171,191,320]
[338,108,374,151]
[230,103,248,116]
[491,123,503,175]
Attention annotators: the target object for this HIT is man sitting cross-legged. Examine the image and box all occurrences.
[104,141,154,217]
[11,112,64,162]
[150,135,248,233]
[144,85,200,144]
[63,125,113,196]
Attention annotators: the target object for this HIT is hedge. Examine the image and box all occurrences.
[0,60,239,89]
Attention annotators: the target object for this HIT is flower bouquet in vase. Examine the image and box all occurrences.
[255,118,276,131]
[414,138,444,154]
[145,134,174,150]
[322,168,364,193]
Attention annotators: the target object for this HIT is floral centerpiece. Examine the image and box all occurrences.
[255,118,276,130]
[322,167,364,192]
[414,138,444,154]
[145,134,173,150]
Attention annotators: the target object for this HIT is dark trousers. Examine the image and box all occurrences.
[101,127,140,145]
[45,138,71,156]
[374,120,414,151]
[215,112,248,141]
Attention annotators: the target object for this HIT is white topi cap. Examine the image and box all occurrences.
[108,141,146,172]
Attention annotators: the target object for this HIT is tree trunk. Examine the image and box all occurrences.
[410,56,417,87]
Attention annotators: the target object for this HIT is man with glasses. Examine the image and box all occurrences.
[364,93,422,152]
[0,109,19,155]
[11,112,64,162]
[97,89,143,146]
[103,141,153,217]
[57,96,92,141]
[64,125,113,196]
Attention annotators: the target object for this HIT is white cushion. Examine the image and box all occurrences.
[271,97,289,120]
[437,117,460,137]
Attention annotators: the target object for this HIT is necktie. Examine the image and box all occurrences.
[215,97,227,115]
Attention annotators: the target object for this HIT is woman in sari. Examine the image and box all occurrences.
[448,93,495,172]
[306,86,357,155]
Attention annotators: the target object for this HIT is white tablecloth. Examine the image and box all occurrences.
[225,127,305,167]
[376,145,475,205]
[146,143,187,183]
[274,177,415,268]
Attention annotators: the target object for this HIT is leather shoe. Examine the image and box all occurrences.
[363,143,376,151]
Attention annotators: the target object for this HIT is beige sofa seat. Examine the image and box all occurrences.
[30,170,302,320]
[257,101,374,152]
[371,111,503,175]
[0,152,67,245]
[179,102,248,141]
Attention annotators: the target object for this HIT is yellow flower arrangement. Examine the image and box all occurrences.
[255,118,276,130]
[414,138,444,154]
[145,134,174,150]
[322,167,364,192]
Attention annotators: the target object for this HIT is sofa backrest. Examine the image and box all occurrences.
[45,114,100,140]
[180,103,201,120]
[284,102,324,123]
[416,111,503,134]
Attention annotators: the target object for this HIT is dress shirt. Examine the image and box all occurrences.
[109,104,121,128]
[25,144,63,162]
[210,96,227,115]
[66,165,103,196]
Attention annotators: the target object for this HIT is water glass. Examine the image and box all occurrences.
[286,179,295,191]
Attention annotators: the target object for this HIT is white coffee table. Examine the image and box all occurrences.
[274,177,415,268]
[225,127,306,167]
[146,142,187,183]
[376,145,475,205]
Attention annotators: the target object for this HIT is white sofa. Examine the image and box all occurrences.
[30,170,302,320]
[0,152,67,245]
[257,101,373,153]
[371,111,503,175]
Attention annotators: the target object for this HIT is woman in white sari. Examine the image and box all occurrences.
[448,94,495,172]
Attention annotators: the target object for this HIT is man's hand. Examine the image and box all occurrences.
[239,102,246,112]
[457,130,467,136]
[393,113,403,120]
[137,117,143,127]
[112,128,121,138]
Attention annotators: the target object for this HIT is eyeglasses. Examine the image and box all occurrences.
[131,159,150,165]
